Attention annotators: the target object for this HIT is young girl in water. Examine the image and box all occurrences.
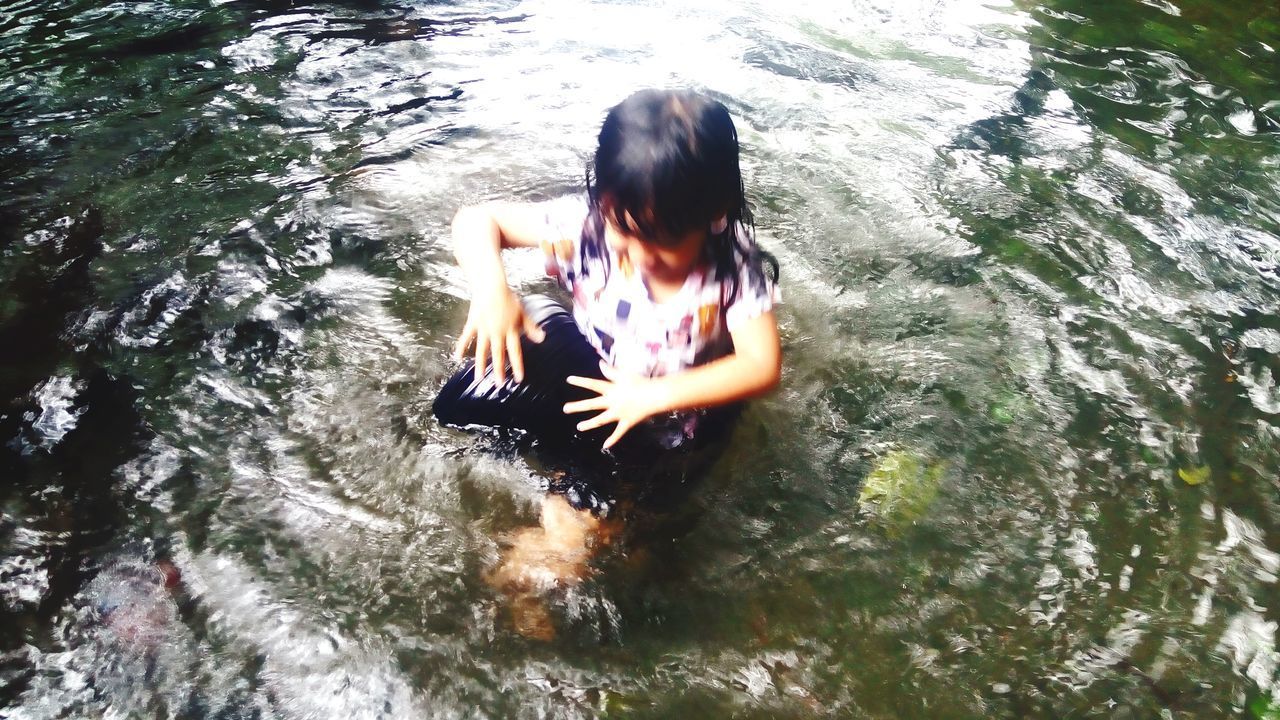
[434,88,780,636]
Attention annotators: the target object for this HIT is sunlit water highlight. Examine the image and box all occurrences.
[2,0,1279,717]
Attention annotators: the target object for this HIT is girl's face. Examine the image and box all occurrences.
[603,210,707,285]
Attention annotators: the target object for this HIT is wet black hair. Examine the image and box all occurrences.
[583,89,778,298]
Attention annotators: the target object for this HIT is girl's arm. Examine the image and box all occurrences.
[565,311,782,449]
[450,203,562,383]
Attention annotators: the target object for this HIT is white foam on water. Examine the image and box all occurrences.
[30,375,85,449]
[182,550,433,720]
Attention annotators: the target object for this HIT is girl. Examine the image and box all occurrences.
[434,89,780,634]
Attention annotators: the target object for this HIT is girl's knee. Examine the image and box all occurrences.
[540,494,619,552]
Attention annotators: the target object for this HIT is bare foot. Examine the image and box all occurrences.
[508,592,556,642]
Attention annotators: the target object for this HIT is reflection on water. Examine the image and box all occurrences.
[2,0,1279,717]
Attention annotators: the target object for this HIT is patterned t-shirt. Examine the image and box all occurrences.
[535,195,778,379]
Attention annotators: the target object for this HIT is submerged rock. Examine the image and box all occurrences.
[858,450,946,534]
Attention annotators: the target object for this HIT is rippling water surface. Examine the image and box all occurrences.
[2,0,1279,717]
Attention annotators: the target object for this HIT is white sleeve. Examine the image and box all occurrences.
[724,254,779,330]
[536,195,589,291]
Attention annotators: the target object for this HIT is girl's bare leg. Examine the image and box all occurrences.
[487,495,620,639]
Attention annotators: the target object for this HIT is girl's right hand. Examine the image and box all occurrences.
[452,286,545,385]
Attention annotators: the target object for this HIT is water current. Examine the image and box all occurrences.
[2,0,1279,717]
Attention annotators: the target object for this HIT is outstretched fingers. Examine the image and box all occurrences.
[565,375,611,394]
[564,376,611,417]
[506,331,524,383]
[473,333,489,384]
[563,396,607,415]
[492,330,507,385]
[523,315,546,344]
[574,410,617,433]
[453,320,476,362]
[461,329,536,386]
[562,373,640,449]
[602,419,635,450]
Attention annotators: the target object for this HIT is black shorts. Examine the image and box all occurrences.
[432,295,738,515]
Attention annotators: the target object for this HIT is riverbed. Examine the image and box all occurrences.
[2,0,1279,717]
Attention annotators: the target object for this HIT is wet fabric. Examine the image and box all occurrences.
[432,295,739,515]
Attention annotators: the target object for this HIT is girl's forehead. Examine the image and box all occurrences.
[599,191,716,245]
[602,201,656,232]
[600,195,649,218]
[604,212,705,249]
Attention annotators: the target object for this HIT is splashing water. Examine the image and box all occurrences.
[2,0,1279,717]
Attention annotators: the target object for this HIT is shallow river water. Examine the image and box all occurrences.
[2,0,1279,717]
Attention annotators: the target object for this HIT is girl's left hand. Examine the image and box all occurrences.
[564,363,664,450]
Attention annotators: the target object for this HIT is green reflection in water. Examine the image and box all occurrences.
[2,0,1280,717]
